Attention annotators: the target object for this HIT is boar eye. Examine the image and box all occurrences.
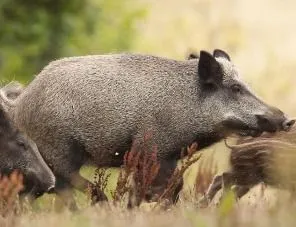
[16,139,27,150]
[231,84,242,94]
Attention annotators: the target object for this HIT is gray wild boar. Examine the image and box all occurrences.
[0,104,55,199]
[1,49,294,207]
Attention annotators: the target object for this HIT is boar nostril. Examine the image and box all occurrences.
[283,119,295,131]
[47,186,55,194]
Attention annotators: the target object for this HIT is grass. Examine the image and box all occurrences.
[0,138,295,227]
[4,191,296,227]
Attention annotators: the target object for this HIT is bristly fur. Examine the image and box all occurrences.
[1,50,291,207]
[198,125,296,207]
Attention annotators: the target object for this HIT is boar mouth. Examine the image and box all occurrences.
[20,177,44,198]
[222,118,265,138]
[237,129,263,137]
[21,184,45,199]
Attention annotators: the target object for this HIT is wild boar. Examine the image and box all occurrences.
[1,49,294,207]
[0,104,55,199]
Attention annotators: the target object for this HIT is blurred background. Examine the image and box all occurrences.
[1,0,295,114]
[1,0,296,203]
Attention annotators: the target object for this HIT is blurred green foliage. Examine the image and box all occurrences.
[0,0,145,83]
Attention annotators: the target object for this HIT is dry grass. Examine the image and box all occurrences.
[2,136,296,227]
[0,171,23,227]
[0,171,23,216]
[4,196,296,227]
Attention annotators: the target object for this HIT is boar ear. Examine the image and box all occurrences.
[187,52,199,60]
[198,51,222,84]
[213,49,231,61]
[1,82,24,100]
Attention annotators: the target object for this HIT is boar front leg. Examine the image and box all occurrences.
[197,172,233,207]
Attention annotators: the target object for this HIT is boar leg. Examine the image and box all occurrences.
[55,177,78,211]
[233,185,250,200]
[198,172,233,207]
[197,174,222,207]
[55,172,107,210]
[44,139,107,208]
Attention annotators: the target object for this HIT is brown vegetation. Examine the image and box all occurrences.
[156,142,201,205]
[0,171,23,217]
[88,137,202,209]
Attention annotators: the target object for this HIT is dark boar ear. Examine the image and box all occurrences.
[213,49,231,61]
[187,52,199,60]
[198,51,222,84]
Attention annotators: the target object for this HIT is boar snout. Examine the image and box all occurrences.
[35,174,56,197]
[256,111,295,133]
[25,178,55,198]
[282,118,295,131]
[47,186,55,194]
[24,167,56,198]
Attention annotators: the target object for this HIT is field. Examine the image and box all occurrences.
[6,199,296,227]
[1,139,296,227]
[2,177,296,227]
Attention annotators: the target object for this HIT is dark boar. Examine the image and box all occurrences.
[0,105,55,199]
[1,49,294,206]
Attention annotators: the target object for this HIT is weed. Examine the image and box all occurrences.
[0,171,23,216]
[88,168,111,205]
[156,142,202,207]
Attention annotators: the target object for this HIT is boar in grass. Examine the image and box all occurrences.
[198,125,296,207]
[0,104,55,199]
[0,49,294,208]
